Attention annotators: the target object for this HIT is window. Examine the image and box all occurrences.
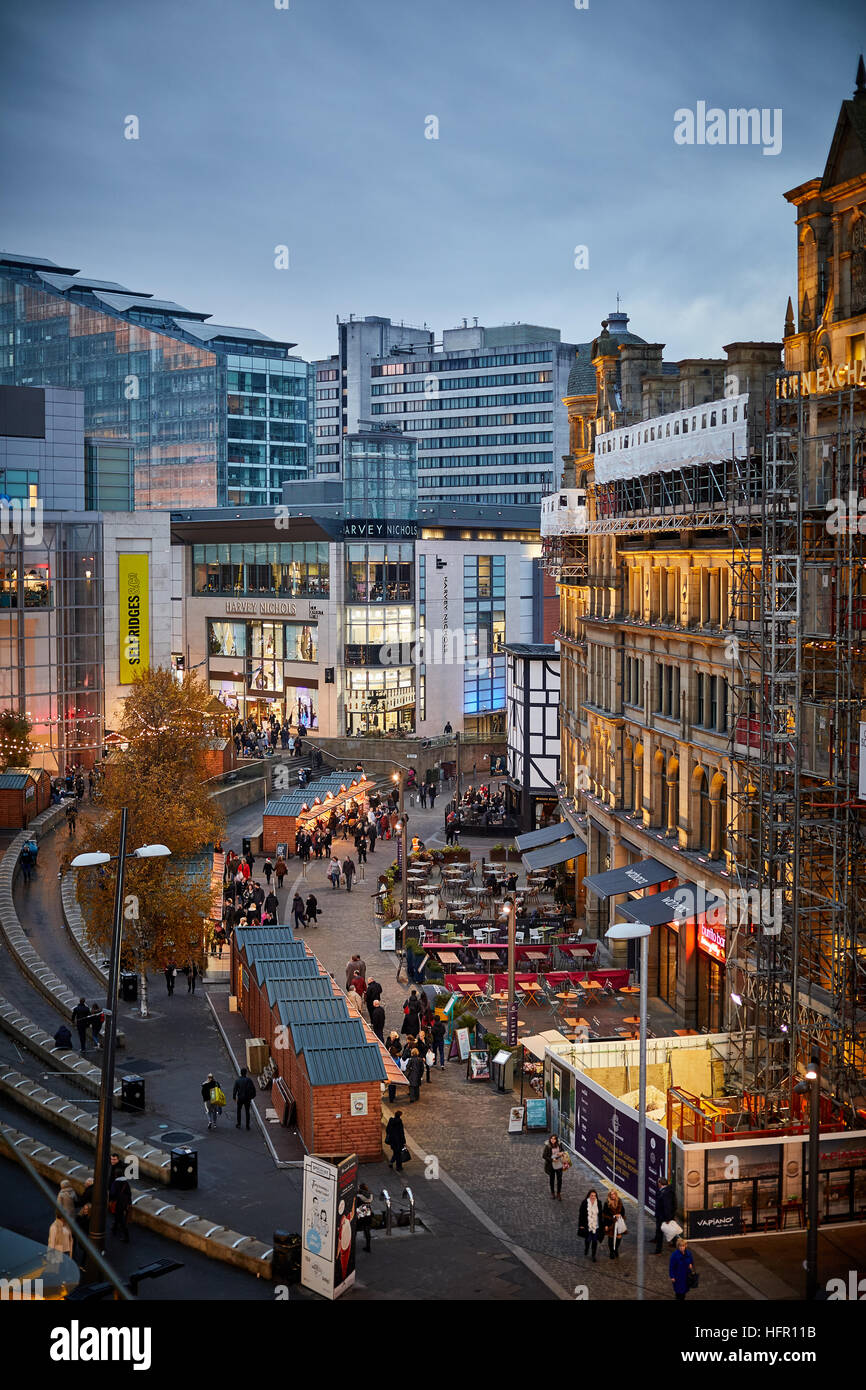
[192,542,329,597]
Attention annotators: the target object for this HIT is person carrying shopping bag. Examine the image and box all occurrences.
[603,1187,626,1258]
[202,1073,225,1130]
[669,1236,697,1300]
[578,1188,602,1260]
[542,1135,568,1200]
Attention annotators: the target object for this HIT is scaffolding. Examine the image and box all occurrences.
[726,381,866,1115]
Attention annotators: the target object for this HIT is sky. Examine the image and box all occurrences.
[1,0,863,363]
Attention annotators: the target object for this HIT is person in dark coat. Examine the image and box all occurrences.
[401,992,420,1037]
[370,1001,386,1042]
[386,1038,403,1102]
[53,1023,73,1051]
[578,1188,602,1261]
[342,855,356,892]
[291,893,306,930]
[305,892,319,925]
[109,1173,132,1243]
[365,978,383,1017]
[431,1017,446,1070]
[264,889,279,920]
[669,1236,695,1299]
[233,1067,257,1130]
[603,1188,626,1258]
[385,1111,406,1170]
[405,1049,424,1102]
[71,998,89,1053]
[356,1183,374,1253]
[164,964,176,996]
[654,1176,677,1252]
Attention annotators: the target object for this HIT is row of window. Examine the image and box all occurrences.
[423,490,543,505]
[226,370,307,398]
[192,543,329,597]
[372,370,552,395]
[599,403,743,453]
[227,419,307,442]
[411,410,552,431]
[372,391,553,414]
[208,618,317,662]
[373,351,553,376]
[420,432,552,449]
[420,451,552,469]
[316,387,339,400]
[316,406,339,418]
[227,394,306,420]
[316,368,339,382]
[419,470,550,487]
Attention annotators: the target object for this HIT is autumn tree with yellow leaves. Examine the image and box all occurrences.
[68,668,225,1016]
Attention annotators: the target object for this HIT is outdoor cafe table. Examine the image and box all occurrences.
[517,981,544,1006]
[521,949,548,964]
[620,985,640,996]
[478,949,501,966]
[438,951,462,967]
[456,980,485,1004]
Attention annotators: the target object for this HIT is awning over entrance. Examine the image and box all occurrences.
[522,835,586,871]
[521,1029,572,1059]
[583,857,672,898]
[616,882,726,927]
[515,821,570,852]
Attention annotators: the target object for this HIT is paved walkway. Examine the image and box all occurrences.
[222,795,752,1302]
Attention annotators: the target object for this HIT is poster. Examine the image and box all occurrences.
[350,1092,368,1117]
[118,553,150,684]
[525,1097,548,1129]
[455,1027,471,1060]
[467,1048,490,1081]
[573,1074,666,1211]
[301,1154,359,1301]
[508,1105,525,1133]
[380,923,397,951]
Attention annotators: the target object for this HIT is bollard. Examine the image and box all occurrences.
[402,1186,416,1233]
[380,1188,393,1235]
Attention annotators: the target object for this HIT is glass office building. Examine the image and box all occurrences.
[342,430,417,521]
[0,251,311,509]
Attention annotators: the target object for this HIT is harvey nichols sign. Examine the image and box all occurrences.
[341,520,419,539]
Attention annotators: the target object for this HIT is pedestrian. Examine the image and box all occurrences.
[275,855,288,889]
[164,963,176,996]
[233,1066,257,1130]
[72,998,89,1053]
[354,831,367,864]
[66,802,77,837]
[56,1179,77,1222]
[386,1038,402,1101]
[48,1215,75,1258]
[423,1037,435,1083]
[109,1173,132,1244]
[385,1110,406,1171]
[419,783,427,809]
[603,1187,626,1259]
[654,1174,678,1253]
[53,1022,73,1051]
[350,970,366,999]
[305,892,319,925]
[291,892,307,930]
[365,978,382,1017]
[356,1183,374,1253]
[578,1188,602,1261]
[370,1000,386,1041]
[428,784,437,810]
[186,962,199,994]
[264,888,279,920]
[402,988,421,1036]
[431,1016,446,1069]
[263,857,273,885]
[342,855,356,892]
[345,954,366,990]
[669,1236,696,1300]
[88,1002,104,1048]
[328,855,341,889]
[20,844,34,884]
[202,1073,224,1129]
[542,1134,566,1201]
[368,822,377,854]
[405,1049,424,1102]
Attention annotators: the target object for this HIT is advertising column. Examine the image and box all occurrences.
[301,1153,359,1300]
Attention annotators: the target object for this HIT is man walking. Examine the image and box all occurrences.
[428,784,437,811]
[654,1175,677,1253]
[66,802,77,837]
[233,1067,257,1130]
[385,1111,406,1172]
[72,998,89,1053]
[365,977,382,1018]
[88,1002,104,1049]
[346,954,366,990]
[370,1000,386,1042]
[342,854,356,892]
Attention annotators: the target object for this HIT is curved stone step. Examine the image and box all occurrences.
[0,993,121,1100]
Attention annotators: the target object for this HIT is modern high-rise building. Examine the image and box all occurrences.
[0,251,312,510]
[314,315,576,507]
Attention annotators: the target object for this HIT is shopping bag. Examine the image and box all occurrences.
[661,1219,683,1241]
[614,1214,627,1237]
[400,1146,411,1164]
[211,1085,226,1108]
[425,1050,435,1068]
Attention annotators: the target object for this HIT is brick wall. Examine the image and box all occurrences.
[311,1080,383,1161]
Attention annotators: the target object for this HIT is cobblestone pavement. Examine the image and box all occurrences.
[224,790,753,1302]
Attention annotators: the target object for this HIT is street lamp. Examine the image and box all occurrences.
[500,896,518,1045]
[606,920,652,1302]
[795,1053,821,1300]
[70,813,170,1275]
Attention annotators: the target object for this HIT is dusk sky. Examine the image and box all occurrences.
[1,0,863,361]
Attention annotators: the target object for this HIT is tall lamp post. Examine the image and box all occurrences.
[606,920,651,1301]
[795,1055,821,1300]
[500,895,518,1046]
[70,816,170,1276]
[392,771,409,934]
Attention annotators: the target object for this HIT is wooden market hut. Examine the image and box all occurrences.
[261,772,374,855]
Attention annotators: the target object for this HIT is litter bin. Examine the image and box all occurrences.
[272,1229,301,1284]
[119,972,137,1002]
[242,836,252,858]
[170,1147,198,1190]
[120,1075,145,1113]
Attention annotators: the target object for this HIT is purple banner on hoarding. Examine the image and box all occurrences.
[573,1075,665,1213]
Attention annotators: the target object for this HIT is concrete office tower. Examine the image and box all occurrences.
[0,251,312,510]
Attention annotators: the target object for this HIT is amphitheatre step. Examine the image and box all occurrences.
[0,993,121,1100]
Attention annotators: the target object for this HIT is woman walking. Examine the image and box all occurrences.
[542,1135,566,1201]
[578,1188,602,1261]
[405,1048,424,1103]
[669,1236,696,1300]
[291,892,307,930]
[328,855,341,889]
[305,892,319,926]
[202,1073,224,1130]
[274,855,288,889]
[603,1187,626,1259]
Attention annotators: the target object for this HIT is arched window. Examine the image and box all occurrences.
[651,748,666,828]
[623,737,633,812]
[709,771,726,860]
[633,742,644,818]
[666,755,680,838]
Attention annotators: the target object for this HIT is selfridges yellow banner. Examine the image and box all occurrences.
[118,553,150,684]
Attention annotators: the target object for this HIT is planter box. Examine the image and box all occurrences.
[507,850,522,863]
[489,849,506,863]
